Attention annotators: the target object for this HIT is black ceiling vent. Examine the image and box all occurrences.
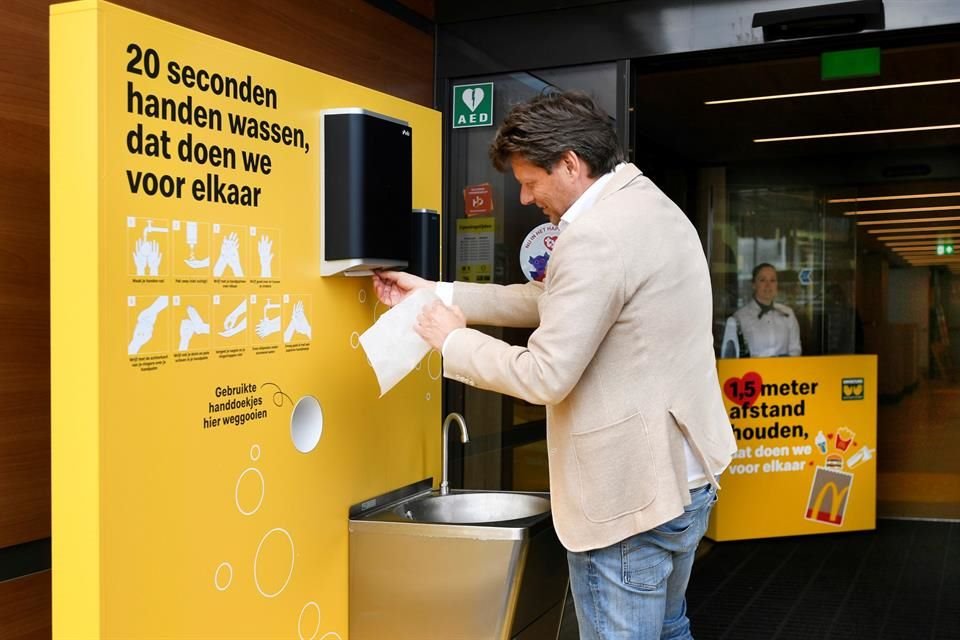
[753,1,884,42]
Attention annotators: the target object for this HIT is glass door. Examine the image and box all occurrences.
[442,63,622,491]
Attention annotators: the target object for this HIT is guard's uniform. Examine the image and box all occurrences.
[730,298,801,357]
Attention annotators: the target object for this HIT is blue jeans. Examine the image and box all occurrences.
[567,483,718,640]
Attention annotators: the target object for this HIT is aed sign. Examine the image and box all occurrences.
[452,82,493,129]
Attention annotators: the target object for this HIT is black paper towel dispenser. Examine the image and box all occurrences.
[321,108,412,276]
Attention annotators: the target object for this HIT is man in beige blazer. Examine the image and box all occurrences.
[374,91,736,640]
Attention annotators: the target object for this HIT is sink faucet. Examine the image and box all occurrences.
[441,412,470,496]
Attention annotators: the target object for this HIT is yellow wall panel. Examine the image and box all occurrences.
[50,3,102,636]
[50,2,442,637]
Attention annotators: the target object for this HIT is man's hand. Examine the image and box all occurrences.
[416,300,466,351]
[372,270,433,307]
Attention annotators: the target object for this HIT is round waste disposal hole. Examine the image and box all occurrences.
[291,395,323,453]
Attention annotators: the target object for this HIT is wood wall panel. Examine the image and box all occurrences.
[113,0,435,107]
[400,0,435,20]
[0,0,53,552]
[0,572,51,640]
[0,0,433,632]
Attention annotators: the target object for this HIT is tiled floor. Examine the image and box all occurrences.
[877,379,960,519]
[555,378,960,639]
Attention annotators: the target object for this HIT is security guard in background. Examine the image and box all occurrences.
[722,262,801,358]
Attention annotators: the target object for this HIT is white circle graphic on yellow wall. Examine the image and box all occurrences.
[427,350,442,380]
[254,528,295,598]
[298,601,321,640]
[250,444,261,461]
[291,395,324,453]
[214,562,233,591]
[235,467,265,516]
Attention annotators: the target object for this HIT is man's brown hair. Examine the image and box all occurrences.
[489,90,623,177]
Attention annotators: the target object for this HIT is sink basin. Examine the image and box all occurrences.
[349,479,567,639]
[396,492,551,525]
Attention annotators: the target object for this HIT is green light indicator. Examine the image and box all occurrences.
[948,245,955,255]
[821,48,881,80]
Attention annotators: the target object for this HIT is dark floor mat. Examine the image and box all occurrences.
[687,519,960,640]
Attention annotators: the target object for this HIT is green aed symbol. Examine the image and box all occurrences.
[452,83,493,129]
[841,377,864,401]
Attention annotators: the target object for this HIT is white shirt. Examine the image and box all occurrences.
[732,299,802,357]
[437,163,708,488]
[556,163,625,233]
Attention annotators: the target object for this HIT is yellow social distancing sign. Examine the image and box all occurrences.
[708,355,877,541]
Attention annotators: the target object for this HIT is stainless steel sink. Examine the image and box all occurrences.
[349,478,568,640]
[395,491,551,525]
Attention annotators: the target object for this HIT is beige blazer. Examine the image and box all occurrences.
[443,164,737,552]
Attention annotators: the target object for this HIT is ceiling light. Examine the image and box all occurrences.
[844,205,960,216]
[755,123,960,143]
[874,233,960,241]
[828,192,960,203]
[857,216,960,226]
[706,78,960,105]
[887,241,939,251]
[884,238,953,244]
[870,226,960,234]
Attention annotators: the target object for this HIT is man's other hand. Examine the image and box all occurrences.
[416,300,466,350]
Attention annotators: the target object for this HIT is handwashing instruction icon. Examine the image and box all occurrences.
[128,217,169,277]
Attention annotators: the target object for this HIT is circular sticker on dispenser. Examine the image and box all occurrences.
[519,223,560,282]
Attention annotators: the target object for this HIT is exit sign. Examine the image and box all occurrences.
[821,48,881,80]
[937,243,955,256]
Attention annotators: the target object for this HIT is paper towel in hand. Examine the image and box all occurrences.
[359,288,438,397]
